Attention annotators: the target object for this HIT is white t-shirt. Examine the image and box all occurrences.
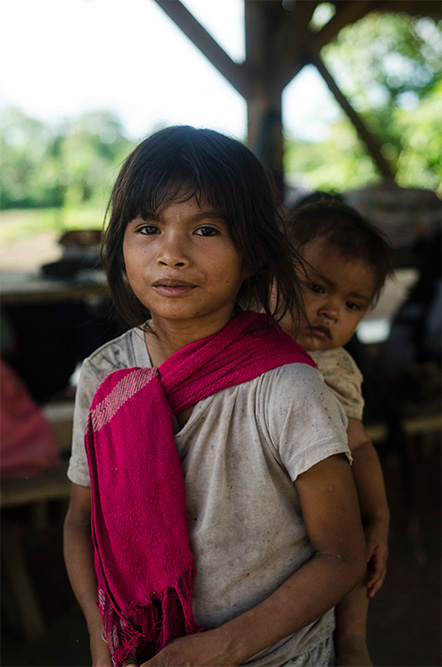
[68,327,350,666]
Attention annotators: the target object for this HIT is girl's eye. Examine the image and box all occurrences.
[308,282,324,295]
[346,301,361,311]
[194,226,220,237]
[137,225,159,235]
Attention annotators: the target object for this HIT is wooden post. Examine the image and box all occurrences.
[245,1,297,197]
[311,53,397,182]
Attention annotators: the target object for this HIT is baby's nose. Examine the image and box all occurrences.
[319,299,339,320]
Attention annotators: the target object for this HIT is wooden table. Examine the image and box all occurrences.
[0,269,107,305]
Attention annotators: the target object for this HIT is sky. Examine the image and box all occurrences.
[0,0,340,142]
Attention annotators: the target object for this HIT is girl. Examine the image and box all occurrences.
[63,126,366,667]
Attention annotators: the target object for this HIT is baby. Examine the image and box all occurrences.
[281,199,394,666]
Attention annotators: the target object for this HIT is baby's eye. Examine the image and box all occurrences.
[346,301,361,311]
[194,226,220,237]
[137,225,159,235]
[308,282,324,295]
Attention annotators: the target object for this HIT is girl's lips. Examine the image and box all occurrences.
[152,284,196,297]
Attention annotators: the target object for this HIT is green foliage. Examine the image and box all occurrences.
[284,118,379,192]
[285,12,442,192]
[324,12,441,107]
[1,107,58,209]
[395,80,442,189]
[60,112,133,207]
[0,108,132,211]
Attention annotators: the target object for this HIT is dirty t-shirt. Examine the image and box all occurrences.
[68,327,350,666]
[310,347,364,421]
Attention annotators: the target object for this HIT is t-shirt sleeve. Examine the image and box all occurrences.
[67,327,151,486]
[261,363,351,482]
[67,360,101,486]
[310,348,364,421]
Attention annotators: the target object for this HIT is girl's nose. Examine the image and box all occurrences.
[156,235,190,269]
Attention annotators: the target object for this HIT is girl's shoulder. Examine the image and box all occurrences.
[84,326,152,384]
[257,361,327,404]
[255,361,349,477]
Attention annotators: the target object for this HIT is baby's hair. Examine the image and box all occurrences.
[294,190,344,208]
[286,200,395,305]
[102,125,304,328]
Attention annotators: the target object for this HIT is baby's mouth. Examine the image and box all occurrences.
[310,325,332,340]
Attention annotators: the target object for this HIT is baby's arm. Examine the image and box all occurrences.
[64,483,112,667]
[347,418,389,597]
[129,454,366,667]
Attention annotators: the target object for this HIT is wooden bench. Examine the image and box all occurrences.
[366,412,441,443]
[1,400,74,640]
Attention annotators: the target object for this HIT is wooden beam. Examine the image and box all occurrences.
[152,0,249,98]
[278,1,374,90]
[315,1,375,49]
[244,1,316,92]
[279,58,308,95]
[310,53,397,182]
[275,0,318,56]
[316,0,440,50]
[274,1,318,91]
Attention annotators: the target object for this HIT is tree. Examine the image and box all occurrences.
[285,11,442,192]
[61,111,132,207]
[0,108,132,210]
[0,107,61,208]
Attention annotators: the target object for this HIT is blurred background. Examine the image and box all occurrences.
[1,1,440,666]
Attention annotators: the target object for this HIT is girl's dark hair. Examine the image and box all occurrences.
[286,200,395,305]
[102,125,304,329]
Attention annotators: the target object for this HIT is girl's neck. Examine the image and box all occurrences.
[145,308,240,367]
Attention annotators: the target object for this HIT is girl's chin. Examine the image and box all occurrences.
[149,305,233,327]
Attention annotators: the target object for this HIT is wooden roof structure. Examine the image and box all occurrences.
[153,0,440,191]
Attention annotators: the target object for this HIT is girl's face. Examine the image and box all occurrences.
[123,193,247,333]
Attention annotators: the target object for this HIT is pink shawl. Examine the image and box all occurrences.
[84,311,315,665]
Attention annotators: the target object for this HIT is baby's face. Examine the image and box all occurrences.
[286,237,376,352]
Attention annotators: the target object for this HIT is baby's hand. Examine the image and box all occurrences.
[365,520,389,598]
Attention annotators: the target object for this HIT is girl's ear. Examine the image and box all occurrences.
[244,256,266,278]
[243,267,256,280]
[241,259,256,280]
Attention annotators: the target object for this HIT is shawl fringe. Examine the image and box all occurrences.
[101,567,200,665]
